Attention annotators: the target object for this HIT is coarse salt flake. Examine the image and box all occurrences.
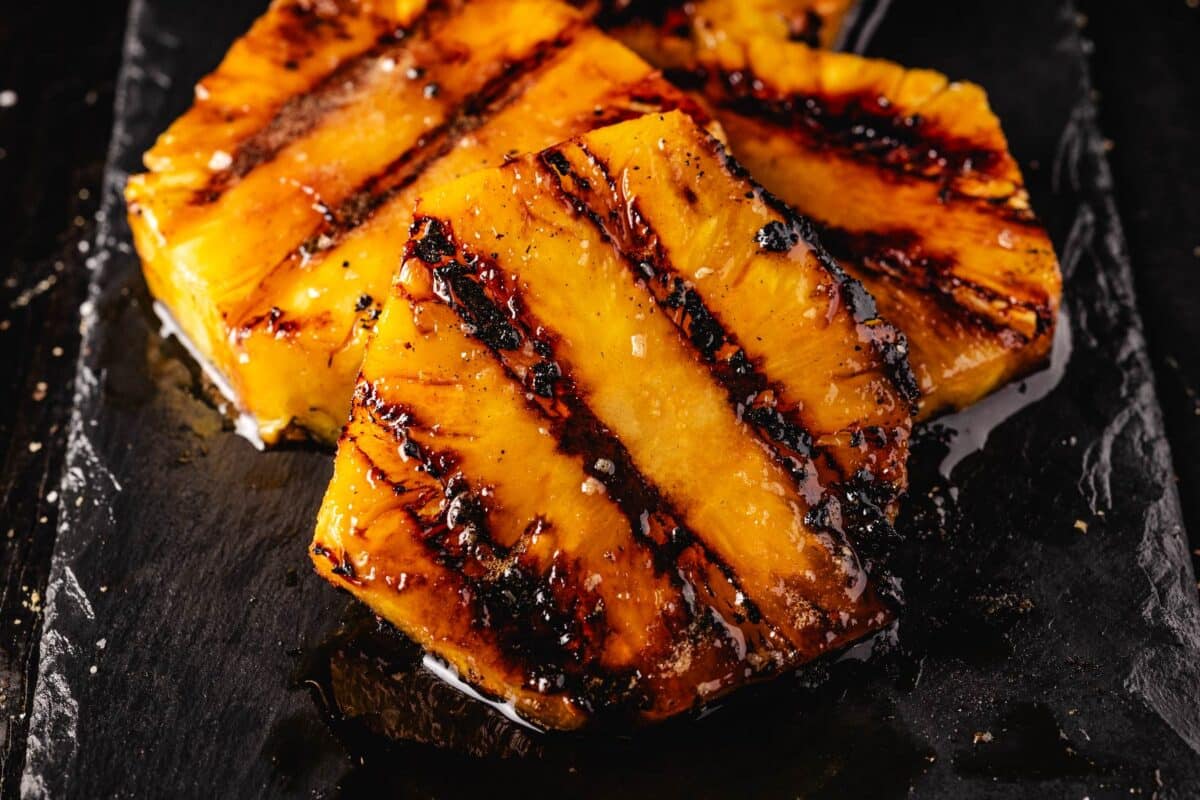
[208,150,233,171]
[580,477,605,496]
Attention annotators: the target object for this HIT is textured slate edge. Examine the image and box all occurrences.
[1078,0,1200,586]
[1057,12,1200,756]
[863,5,1200,796]
[18,1,150,795]
[0,6,124,796]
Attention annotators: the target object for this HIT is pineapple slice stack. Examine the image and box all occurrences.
[127,0,1060,728]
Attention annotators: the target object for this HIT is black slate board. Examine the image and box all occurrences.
[19,1,1200,797]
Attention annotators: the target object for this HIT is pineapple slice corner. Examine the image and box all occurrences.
[126,0,711,443]
[604,7,1063,418]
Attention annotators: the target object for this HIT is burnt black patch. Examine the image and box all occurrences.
[788,10,824,46]
[431,262,523,351]
[544,149,572,176]
[743,405,814,458]
[529,361,562,398]
[756,220,799,252]
[590,0,688,28]
[665,278,725,358]
[410,217,457,264]
[878,331,920,407]
[729,349,754,376]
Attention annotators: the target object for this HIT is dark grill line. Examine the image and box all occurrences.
[586,0,689,29]
[407,217,810,647]
[707,143,916,587]
[193,0,458,204]
[816,223,1055,342]
[701,69,1035,216]
[585,73,718,133]
[195,0,579,213]
[234,28,581,327]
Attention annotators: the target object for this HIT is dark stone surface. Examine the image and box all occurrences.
[4,1,1200,798]
[0,2,126,796]
[1079,0,1200,580]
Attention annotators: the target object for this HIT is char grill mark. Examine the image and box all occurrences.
[344,381,647,708]
[406,216,786,644]
[192,0,450,204]
[430,262,524,351]
[708,72,1022,210]
[816,224,1055,342]
[532,139,911,586]
[236,27,581,299]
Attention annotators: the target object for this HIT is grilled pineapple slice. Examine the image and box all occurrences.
[126,0,709,444]
[312,111,916,729]
[604,13,1063,418]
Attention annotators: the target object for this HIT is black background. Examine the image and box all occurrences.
[1,1,1198,797]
